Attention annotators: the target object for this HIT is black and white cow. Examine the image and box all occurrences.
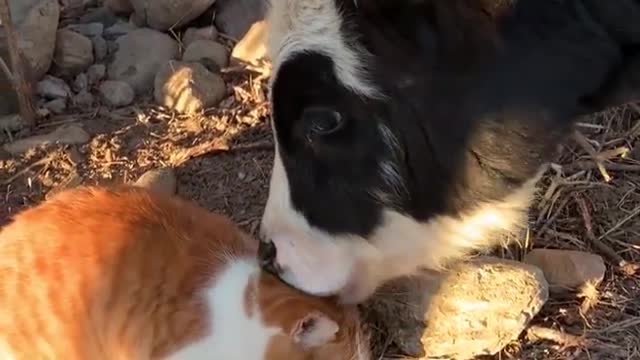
[258,0,640,303]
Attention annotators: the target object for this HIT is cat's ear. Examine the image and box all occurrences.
[290,311,339,349]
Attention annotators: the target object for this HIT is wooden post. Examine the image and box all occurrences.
[0,0,36,128]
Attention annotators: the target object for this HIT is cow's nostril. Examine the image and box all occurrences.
[258,239,278,273]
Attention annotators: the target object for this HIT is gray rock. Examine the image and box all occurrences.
[108,29,179,94]
[91,36,108,62]
[53,29,94,77]
[36,75,72,99]
[107,40,119,56]
[87,64,107,86]
[363,257,549,360]
[78,6,120,27]
[60,0,96,9]
[73,91,95,107]
[104,0,134,14]
[7,0,43,23]
[3,124,90,154]
[182,26,218,48]
[0,114,25,132]
[182,40,229,70]
[43,98,67,114]
[133,167,177,194]
[129,12,146,27]
[154,61,226,114]
[230,20,267,65]
[99,80,135,107]
[65,23,104,37]
[524,249,606,291]
[130,0,216,31]
[214,0,268,40]
[73,73,89,93]
[104,20,137,39]
[4,0,61,79]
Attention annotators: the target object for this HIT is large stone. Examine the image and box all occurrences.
[214,0,268,40]
[182,26,218,48]
[130,0,216,31]
[104,0,134,14]
[99,80,134,107]
[523,249,606,291]
[182,40,228,70]
[108,28,179,94]
[7,0,43,22]
[154,61,226,114]
[231,20,267,65]
[53,29,94,77]
[363,257,549,360]
[4,0,61,79]
[3,124,90,154]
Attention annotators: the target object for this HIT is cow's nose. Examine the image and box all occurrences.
[258,239,279,275]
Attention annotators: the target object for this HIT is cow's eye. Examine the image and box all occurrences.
[301,106,345,140]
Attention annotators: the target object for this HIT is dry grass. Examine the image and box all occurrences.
[491,104,640,360]
[0,61,639,359]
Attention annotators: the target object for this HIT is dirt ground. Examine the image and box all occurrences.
[1,66,639,359]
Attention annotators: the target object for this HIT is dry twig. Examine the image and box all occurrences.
[572,130,611,181]
[1,154,55,186]
[526,326,586,349]
[169,140,273,167]
[574,194,627,267]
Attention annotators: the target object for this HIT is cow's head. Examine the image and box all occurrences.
[258,0,612,303]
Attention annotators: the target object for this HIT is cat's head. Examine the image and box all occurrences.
[251,271,370,360]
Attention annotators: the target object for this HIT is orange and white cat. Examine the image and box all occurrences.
[0,185,369,360]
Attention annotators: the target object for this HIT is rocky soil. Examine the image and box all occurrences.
[1,1,639,360]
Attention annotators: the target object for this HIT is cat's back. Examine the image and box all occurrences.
[0,185,256,359]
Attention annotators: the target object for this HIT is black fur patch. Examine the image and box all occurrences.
[270,0,638,238]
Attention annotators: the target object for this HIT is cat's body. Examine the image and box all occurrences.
[0,186,368,360]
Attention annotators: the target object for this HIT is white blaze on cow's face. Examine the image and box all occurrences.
[260,0,549,304]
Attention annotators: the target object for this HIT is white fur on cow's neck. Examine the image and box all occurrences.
[266,0,383,99]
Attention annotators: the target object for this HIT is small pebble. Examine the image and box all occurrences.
[73,73,89,92]
[524,249,606,291]
[36,75,72,99]
[133,168,178,195]
[92,36,108,62]
[104,21,137,39]
[43,98,67,114]
[87,64,106,86]
[66,23,104,37]
[99,80,135,107]
[73,91,95,107]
